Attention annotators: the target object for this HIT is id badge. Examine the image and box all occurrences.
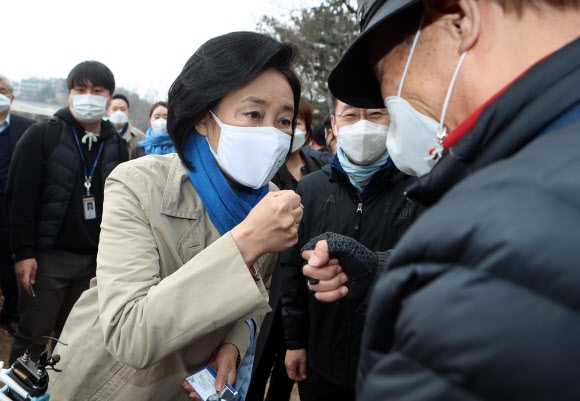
[82,195,97,220]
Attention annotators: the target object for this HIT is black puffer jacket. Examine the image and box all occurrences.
[7,108,128,260]
[358,37,580,401]
[281,160,423,391]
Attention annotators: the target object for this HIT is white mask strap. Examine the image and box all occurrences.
[437,51,467,135]
[429,51,467,160]
[397,16,424,98]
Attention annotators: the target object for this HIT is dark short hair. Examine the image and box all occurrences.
[298,98,314,145]
[323,113,332,130]
[311,123,327,147]
[112,93,130,109]
[167,31,301,167]
[67,61,115,94]
[149,101,168,118]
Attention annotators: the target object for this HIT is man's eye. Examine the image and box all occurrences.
[279,118,292,127]
[343,114,358,120]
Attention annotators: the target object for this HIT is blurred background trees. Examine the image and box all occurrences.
[258,0,359,122]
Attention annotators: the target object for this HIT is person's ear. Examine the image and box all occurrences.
[330,115,338,134]
[456,0,481,53]
[194,111,212,137]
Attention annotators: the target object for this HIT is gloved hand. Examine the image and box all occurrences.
[301,232,378,301]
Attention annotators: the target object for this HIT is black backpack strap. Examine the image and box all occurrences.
[42,115,63,160]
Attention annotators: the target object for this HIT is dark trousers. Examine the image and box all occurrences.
[298,368,355,401]
[0,196,18,325]
[246,304,294,401]
[9,249,95,364]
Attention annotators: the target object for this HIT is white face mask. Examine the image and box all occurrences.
[384,24,466,177]
[109,110,129,126]
[210,112,291,189]
[72,94,108,123]
[291,128,307,153]
[0,93,11,113]
[151,118,168,134]
[337,119,388,165]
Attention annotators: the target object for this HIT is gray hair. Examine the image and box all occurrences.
[0,75,14,93]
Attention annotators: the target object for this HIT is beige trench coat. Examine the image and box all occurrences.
[48,154,276,401]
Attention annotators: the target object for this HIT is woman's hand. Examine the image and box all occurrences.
[182,343,240,400]
[231,190,303,266]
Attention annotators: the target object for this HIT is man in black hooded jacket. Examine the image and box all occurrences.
[280,96,422,401]
[6,61,128,363]
[301,0,580,400]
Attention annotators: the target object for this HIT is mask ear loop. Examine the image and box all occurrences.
[397,16,424,98]
[429,51,467,160]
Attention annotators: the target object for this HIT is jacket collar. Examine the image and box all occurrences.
[160,155,205,219]
[406,36,580,207]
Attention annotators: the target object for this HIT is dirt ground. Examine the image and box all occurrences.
[0,296,13,366]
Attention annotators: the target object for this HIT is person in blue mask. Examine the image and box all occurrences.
[280,94,423,401]
[47,31,303,401]
[131,101,175,158]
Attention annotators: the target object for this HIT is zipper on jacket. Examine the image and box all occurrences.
[354,194,363,235]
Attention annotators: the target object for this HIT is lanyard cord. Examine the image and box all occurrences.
[72,126,105,195]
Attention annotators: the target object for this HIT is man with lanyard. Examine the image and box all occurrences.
[6,60,127,363]
[0,75,35,336]
[300,0,580,399]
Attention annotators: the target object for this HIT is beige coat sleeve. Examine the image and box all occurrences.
[96,164,272,369]
[221,251,277,360]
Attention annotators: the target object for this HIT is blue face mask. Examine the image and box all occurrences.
[336,146,389,192]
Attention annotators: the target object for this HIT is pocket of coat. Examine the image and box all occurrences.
[85,362,137,401]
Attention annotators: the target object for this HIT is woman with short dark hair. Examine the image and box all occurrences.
[48,31,303,401]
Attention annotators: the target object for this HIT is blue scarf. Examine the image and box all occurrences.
[336,146,390,192]
[138,128,176,155]
[184,131,268,234]
[184,131,267,399]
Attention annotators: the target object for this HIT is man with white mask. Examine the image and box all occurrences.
[106,93,145,157]
[0,75,35,337]
[298,0,580,399]
[280,94,423,401]
[6,60,128,364]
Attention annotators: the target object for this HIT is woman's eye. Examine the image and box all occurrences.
[245,111,261,120]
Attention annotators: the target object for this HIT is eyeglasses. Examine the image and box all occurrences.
[334,111,389,123]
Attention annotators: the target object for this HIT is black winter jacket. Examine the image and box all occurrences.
[358,37,580,401]
[7,108,128,261]
[280,160,423,391]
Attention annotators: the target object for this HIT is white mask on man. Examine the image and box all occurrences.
[384,24,466,177]
[291,128,307,153]
[0,93,11,113]
[337,119,388,165]
[109,110,129,126]
[209,112,290,189]
[72,94,108,123]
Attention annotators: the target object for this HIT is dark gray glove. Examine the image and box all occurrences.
[301,232,378,301]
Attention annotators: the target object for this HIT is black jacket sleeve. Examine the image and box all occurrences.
[279,225,310,350]
[7,123,48,261]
